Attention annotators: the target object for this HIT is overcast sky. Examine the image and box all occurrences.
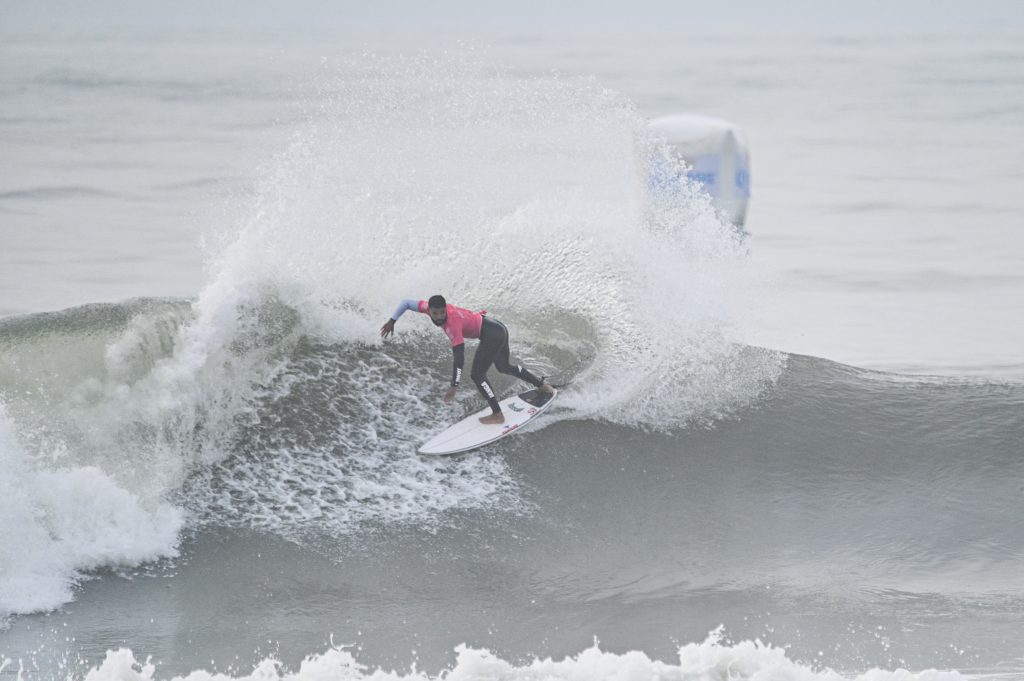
[3,0,1024,33]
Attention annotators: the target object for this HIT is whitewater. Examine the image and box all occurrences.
[1,29,1023,681]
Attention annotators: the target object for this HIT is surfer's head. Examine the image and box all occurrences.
[428,295,447,326]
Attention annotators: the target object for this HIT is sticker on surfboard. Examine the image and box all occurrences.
[418,388,558,456]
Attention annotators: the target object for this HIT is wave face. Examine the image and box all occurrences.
[0,56,776,620]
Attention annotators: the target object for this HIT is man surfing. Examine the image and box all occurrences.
[380,295,555,424]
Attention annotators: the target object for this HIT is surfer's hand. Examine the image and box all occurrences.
[443,386,457,403]
[380,319,396,339]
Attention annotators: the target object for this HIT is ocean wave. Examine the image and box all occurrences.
[0,54,854,619]
[3,291,1021,623]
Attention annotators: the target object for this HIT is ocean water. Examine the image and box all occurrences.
[0,28,1022,681]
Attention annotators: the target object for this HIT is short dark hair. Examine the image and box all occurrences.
[428,294,446,309]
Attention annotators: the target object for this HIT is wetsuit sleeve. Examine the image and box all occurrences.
[451,344,465,386]
[390,299,422,321]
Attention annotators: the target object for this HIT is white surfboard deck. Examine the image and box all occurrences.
[418,388,558,456]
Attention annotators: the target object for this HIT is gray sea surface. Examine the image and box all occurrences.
[1,27,1023,681]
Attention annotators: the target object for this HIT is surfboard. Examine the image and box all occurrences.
[418,387,558,456]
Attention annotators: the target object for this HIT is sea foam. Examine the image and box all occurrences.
[0,404,182,619]
[71,634,966,681]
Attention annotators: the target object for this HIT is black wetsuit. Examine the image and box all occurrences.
[468,316,544,414]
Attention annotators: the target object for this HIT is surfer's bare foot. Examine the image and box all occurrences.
[539,382,556,395]
[479,412,505,425]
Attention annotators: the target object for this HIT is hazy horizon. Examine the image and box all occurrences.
[3,0,1024,34]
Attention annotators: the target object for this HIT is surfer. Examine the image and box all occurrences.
[380,295,554,424]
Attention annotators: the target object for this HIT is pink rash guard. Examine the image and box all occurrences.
[389,298,484,347]
[416,300,484,347]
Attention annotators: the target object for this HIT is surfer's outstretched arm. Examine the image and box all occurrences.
[390,299,420,320]
[380,299,421,338]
